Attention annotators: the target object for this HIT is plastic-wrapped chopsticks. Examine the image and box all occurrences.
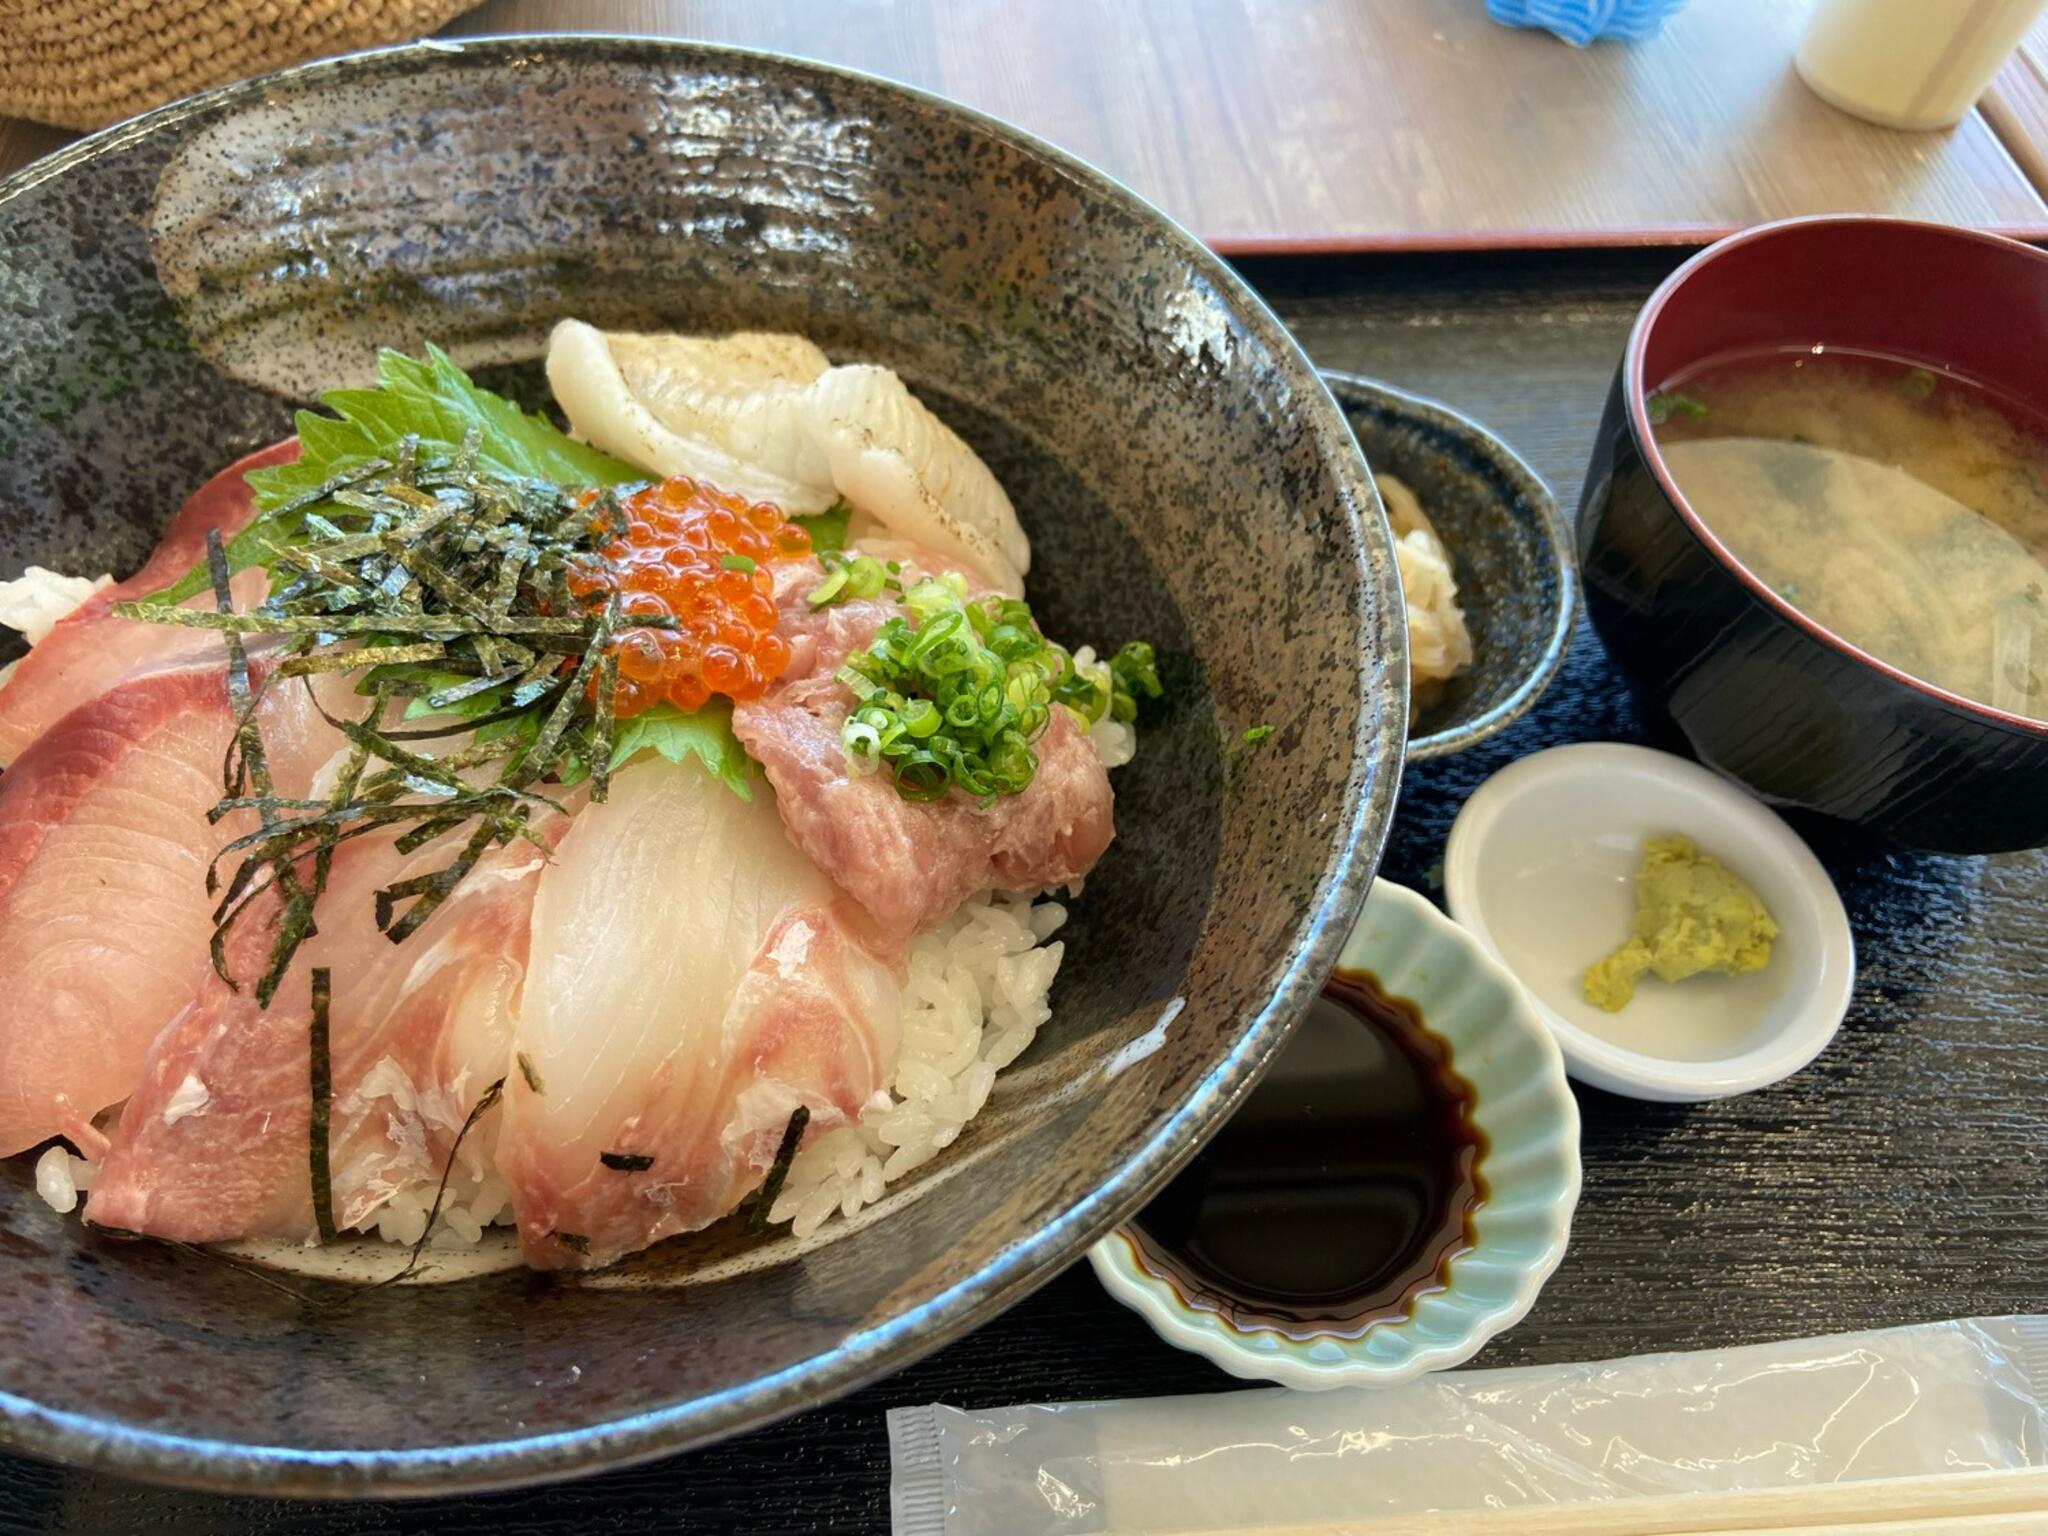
[889,1317,2048,1536]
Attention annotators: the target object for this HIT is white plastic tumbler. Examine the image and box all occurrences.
[1797,0,2048,130]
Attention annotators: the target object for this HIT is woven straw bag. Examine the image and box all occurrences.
[0,0,480,131]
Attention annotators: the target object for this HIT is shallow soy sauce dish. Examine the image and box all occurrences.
[0,38,1408,1493]
[1578,215,2048,854]
[1322,372,1574,759]
[1089,880,1580,1390]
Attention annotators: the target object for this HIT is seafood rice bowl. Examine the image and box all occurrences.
[0,321,1160,1275]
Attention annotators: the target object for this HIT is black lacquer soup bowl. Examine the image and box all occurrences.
[1579,215,2048,854]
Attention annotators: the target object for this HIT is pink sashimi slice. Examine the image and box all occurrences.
[731,559,1114,950]
[84,805,571,1245]
[0,658,343,1158]
[0,440,296,765]
[499,755,901,1270]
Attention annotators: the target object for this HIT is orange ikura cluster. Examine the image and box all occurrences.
[569,477,812,716]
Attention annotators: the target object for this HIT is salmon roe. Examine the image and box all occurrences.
[569,477,812,716]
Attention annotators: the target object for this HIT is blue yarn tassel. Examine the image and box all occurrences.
[1486,0,1689,47]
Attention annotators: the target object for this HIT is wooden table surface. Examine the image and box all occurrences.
[1983,9,2048,200]
[7,0,2048,250]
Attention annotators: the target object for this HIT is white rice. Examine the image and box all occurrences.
[0,565,113,701]
[0,565,111,646]
[33,1145,94,1214]
[362,1116,516,1251]
[769,889,1067,1238]
[1068,644,1139,768]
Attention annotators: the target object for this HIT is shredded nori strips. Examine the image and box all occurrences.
[599,1151,654,1172]
[746,1105,811,1234]
[114,438,657,1003]
[308,967,338,1245]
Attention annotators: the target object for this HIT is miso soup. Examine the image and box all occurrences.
[1650,349,2048,719]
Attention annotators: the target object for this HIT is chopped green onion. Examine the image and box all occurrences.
[720,554,757,573]
[1108,641,1162,723]
[1243,724,1275,744]
[835,581,1161,804]
[808,550,888,607]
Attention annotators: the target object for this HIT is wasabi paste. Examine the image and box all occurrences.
[1583,835,1778,1012]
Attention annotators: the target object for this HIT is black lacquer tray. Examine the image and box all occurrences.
[4,248,2039,1536]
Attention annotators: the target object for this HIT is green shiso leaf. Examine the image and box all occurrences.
[254,345,639,505]
[791,498,851,553]
[585,698,755,801]
[143,346,643,606]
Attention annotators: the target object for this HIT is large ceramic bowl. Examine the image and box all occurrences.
[0,38,1405,1494]
[1578,215,2048,854]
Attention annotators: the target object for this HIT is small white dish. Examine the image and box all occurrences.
[1444,742,1855,1102]
[1089,879,1579,1391]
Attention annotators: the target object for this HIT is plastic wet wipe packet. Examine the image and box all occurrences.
[888,1316,2048,1535]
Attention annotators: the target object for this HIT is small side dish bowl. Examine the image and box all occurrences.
[1577,215,2048,854]
[1089,879,1580,1391]
[1443,743,1856,1102]
[1323,372,1575,760]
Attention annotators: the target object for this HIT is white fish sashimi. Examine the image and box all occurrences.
[802,362,1028,592]
[546,320,1030,592]
[545,320,834,512]
[498,756,902,1269]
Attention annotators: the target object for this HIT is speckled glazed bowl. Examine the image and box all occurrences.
[0,37,1405,1495]
[1089,880,1580,1390]
[1322,373,1575,760]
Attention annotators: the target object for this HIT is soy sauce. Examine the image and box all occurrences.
[1127,969,1486,1338]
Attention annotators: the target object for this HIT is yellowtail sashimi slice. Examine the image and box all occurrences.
[0,442,294,767]
[84,813,567,1245]
[0,663,344,1160]
[498,755,900,1269]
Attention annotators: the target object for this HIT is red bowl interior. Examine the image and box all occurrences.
[1624,215,2048,735]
